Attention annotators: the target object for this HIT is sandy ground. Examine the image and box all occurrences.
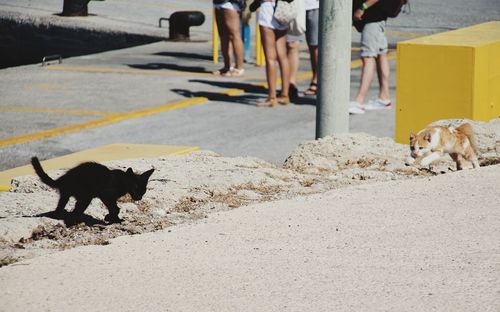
[0,118,499,311]
[1,158,499,311]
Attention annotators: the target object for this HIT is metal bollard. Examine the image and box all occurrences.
[168,11,205,41]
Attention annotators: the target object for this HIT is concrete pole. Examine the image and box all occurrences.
[316,0,352,139]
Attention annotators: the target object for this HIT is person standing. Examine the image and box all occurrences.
[349,0,392,114]
[302,0,320,96]
[250,0,291,107]
[213,0,246,77]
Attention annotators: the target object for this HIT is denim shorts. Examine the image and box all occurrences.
[305,8,319,46]
[360,20,388,57]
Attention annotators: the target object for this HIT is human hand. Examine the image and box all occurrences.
[353,9,364,21]
[249,0,260,12]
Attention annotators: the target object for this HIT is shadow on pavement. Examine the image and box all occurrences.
[172,88,262,106]
[154,51,212,60]
[190,79,267,93]
[127,62,208,73]
[190,79,316,106]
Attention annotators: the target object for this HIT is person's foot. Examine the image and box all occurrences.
[303,82,317,96]
[277,95,290,105]
[365,98,392,110]
[212,67,233,76]
[349,101,365,115]
[256,97,277,107]
[222,67,245,77]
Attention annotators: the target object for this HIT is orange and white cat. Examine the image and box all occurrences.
[406,123,480,170]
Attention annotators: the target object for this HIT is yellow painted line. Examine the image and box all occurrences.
[351,51,397,69]
[46,65,213,77]
[0,50,399,148]
[25,83,64,91]
[387,30,424,39]
[46,46,369,80]
[223,89,245,96]
[0,106,116,116]
[0,97,207,148]
[0,143,200,192]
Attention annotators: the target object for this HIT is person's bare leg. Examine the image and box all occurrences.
[355,56,376,105]
[304,44,318,95]
[223,8,244,70]
[214,9,231,73]
[287,40,300,86]
[275,29,290,102]
[308,44,318,85]
[258,26,278,105]
[376,53,390,101]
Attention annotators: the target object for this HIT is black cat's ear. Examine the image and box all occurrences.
[126,168,134,175]
[142,169,154,181]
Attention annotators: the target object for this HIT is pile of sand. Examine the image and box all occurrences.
[1,118,499,266]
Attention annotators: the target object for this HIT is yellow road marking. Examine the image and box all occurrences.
[46,65,213,77]
[387,30,424,38]
[0,106,116,116]
[25,83,64,91]
[2,50,399,147]
[0,97,207,148]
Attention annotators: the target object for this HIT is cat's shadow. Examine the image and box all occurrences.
[32,210,107,227]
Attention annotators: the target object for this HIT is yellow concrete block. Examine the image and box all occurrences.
[395,21,500,143]
[0,144,199,192]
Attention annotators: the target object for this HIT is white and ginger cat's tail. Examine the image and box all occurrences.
[31,157,58,188]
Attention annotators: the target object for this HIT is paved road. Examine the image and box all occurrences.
[0,0,499,170]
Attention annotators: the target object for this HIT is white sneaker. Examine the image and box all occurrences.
[349,101,365,115]
[230,68,245,77]
[365,98,392,110]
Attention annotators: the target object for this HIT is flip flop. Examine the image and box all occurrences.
[303,82,317,96]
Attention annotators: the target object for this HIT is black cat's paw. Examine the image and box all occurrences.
[104,214,123,224]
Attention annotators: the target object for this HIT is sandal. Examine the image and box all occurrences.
[212,67,233,76]
[277,96,290,105]
[303,82,317,96]
[256,97,277,107]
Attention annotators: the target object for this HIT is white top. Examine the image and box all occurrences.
[258,1,288,31]
[304,0,319,10]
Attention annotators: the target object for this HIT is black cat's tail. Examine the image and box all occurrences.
[31,157,58,188]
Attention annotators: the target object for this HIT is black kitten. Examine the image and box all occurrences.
[31,157,154,224]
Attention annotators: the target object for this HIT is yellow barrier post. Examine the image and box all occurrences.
[212,9,219,64]
[395,21,500,144]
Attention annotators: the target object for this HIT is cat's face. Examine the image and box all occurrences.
[409,132,432,158]
[126,168,155,201]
